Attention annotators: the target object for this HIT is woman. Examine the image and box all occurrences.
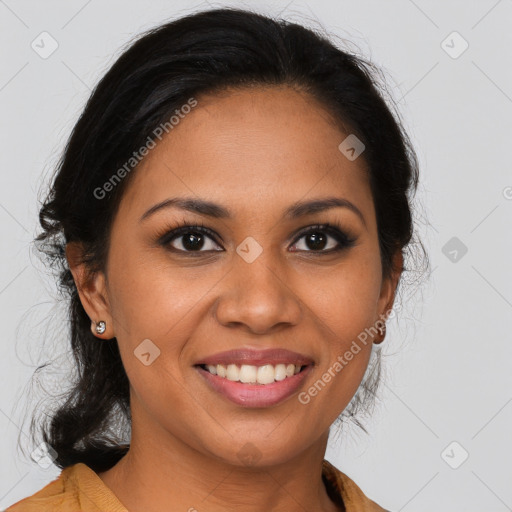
[7,7,426,511]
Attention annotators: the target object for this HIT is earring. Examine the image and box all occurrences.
[375,324,386,344]
[95,321,106,335]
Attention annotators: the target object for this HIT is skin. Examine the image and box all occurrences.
[66,85,402,512]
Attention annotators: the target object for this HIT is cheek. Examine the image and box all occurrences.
[105,253,226,421]
[307,259,382,347]
[298,258,381,413]
[108,266,207,429]
[107,243,216,342]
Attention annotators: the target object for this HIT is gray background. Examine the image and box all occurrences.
[1,1,511,510]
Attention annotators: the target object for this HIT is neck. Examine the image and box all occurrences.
[97,413,341,512]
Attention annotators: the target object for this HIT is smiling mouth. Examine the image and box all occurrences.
[196,363,309,385]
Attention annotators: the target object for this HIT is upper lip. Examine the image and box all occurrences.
[195,348,314,367]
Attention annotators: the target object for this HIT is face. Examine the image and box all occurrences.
[70,85,400,467]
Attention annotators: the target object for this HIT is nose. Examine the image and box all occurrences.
[213,250,302,335]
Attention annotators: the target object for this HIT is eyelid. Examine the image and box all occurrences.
[290,223,352,243]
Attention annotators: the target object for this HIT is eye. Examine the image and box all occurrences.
[289,224,356,253]
[158,224,223,253]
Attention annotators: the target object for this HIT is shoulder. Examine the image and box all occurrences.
[5,465,73,512]
[322,459,392,512]
[4,463,127,512]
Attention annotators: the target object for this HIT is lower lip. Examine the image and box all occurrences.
[196,365,312,408]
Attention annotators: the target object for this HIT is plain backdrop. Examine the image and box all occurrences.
[1,1,511,511]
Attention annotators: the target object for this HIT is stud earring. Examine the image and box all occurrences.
[95,321,106,335]
[374,324,386,344]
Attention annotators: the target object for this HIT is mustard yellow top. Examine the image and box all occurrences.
[5,460,389,511]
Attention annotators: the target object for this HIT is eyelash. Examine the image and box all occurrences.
[155,220,357,255]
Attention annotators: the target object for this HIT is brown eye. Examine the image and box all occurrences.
[159,226,223,253]
[289,224,356,253]
[298,231,331,251]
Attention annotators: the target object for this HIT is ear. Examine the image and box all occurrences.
[65,241,114,339]
[376,249,403,327]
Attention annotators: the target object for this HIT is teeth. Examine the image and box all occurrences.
[203,363,304,384]
[256,364,275,385]
[240,364,257,383]
[274,364,287,381]
[226,364,240,382]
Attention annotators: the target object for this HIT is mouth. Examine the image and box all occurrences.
[196,362,308,384]
[193,348,314,407]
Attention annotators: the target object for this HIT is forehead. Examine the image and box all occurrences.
[118,86,373,222]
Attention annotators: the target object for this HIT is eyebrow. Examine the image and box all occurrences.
[139,196,366,227]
